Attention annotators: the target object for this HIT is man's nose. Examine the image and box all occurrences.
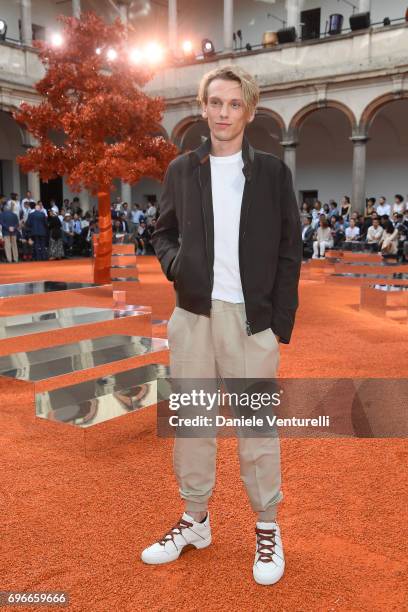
[220,103,229,117]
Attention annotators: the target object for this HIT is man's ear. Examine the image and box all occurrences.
[201,103,208,119]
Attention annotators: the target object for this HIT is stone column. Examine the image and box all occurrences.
[168,0,177,53]
[351,135,369,215]
[281,140,298,186]
[11,160,21,197]
[223,0,234,53]
[20,0,32,46]
[27,171,40,202]
[286,0,300,30]
[358,0,371,13]
[121,182,132,205]
[72,0,81,18]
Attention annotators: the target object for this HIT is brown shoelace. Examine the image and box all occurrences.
[158,518,193,546]
[255,526,277,563]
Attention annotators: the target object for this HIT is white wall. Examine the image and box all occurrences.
[296,107,347,204]
[0,0,71,42]
[366,99,408,201]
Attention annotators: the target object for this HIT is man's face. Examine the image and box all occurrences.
[202,78,254,143]
[379,197,385,205]
[373,219,379,227]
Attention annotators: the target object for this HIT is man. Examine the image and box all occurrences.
[144,65,302,586]
[62,213,74,256]
[21,190,36,212]
[0,206,20,263]
[376,196,391,217]
[25,203,48,261]
[302,214,314,258]
[392,194,405,215]
[365,216,383,252]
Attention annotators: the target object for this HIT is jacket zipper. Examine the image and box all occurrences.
[198,166,214,299]
[240,181,252,336]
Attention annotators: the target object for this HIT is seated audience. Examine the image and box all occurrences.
[313,218,333,259]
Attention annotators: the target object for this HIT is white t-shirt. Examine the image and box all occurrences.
[345,226,360,240]
[210,150,245,303]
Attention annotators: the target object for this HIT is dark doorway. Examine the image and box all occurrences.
[40,176,63,208]
[301,190,318,209]
[301,8,321,40]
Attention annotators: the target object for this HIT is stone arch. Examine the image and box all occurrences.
[360,91,408,134]
[255,106,285,134]
[289,100,357,135]
[171,115,203,148]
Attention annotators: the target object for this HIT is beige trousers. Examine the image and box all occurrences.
[4,234,19,263]
[168,300,282,521]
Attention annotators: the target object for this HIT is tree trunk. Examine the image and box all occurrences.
[93,188,112,285]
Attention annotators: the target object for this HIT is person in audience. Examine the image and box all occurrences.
[37,201,48,217]
[301,214,314,258]
[380,214,390,227]
[146,200,157,224]
[21,190,36,211]
[6,193,21,217]
[344,218,360,249]
[392,194,405,215]
[25,203,48,261]
[299,202,309,224]
[329,215,344,248]
[378,220,399,257]
[48,209,64,260]
[72,212,83,254]
[322,203,330,217]
[20,200,33,223]
[376,196,391,217]
[329,201,340,218]
[62,212,74,257]
[312,217,333,259]
[365,197,376,216]
[0,205,20,263]
[366,217,383,252]
[135,220,148,254]
[340,196,351,220]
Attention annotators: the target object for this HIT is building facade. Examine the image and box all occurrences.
[0,0,407,212]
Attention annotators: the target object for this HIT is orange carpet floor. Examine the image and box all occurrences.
[0,258,407,612]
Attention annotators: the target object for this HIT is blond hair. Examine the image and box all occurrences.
[197,65,260,115]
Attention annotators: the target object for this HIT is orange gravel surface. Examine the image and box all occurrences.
[0,257,407,612]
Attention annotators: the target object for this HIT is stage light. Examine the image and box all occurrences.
[106,48,118,61]
[277,27,297,44]
[96,47,102,55]
[130,48,143,64]
[349,11,371,31]
[383,17,391,26]
[0,19,7,40]
[51,32,63,47]
[144,42,164,64]
[202,38,215,56]
[182,40,193,55]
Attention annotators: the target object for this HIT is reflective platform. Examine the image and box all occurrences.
[360,284,408,322]
[36,363,170,427]
[34,364,170,455]
[0,334,168,381]
[327,272,408,286]
[334,262,408,275]
[0,306,152,340]
[0,280,108,299]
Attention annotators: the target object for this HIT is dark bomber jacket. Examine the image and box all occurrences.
[151,135,302,344]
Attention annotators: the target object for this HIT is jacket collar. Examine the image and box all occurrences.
[189,134,255,181]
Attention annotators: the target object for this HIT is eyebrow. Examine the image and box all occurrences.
[208,96,243,102]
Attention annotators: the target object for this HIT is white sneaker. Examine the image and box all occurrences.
[253,521,285,585]
[141,512,211,565]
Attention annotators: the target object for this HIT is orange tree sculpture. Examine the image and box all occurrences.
[14,12,177,283]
